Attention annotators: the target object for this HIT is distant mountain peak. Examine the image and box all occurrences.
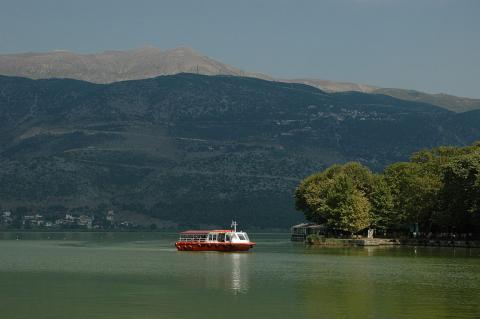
[165,46,198,53]
[132,45,162,53]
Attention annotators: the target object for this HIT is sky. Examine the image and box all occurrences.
[0,0,479,98]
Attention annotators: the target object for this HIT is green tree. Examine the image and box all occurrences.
[434,153,480,233]
[369,176,395,231]
[409,143,480,233]
[384,162,441,232]
[295,162,374,234]
[296,141,480,237]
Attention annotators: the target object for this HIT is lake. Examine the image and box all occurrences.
[0,232,479,319]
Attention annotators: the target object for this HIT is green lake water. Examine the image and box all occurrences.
[0,232,479,319]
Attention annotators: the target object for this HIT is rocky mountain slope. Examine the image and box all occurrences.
[1,74,480,228]
[1,47,479,113]
[0,47,260,83]
[372,88,480,113]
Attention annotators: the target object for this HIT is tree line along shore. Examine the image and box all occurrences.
[295,142,480,241]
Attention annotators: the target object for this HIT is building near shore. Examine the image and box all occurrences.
[22,214,44,227]
[291,223,375,241]
[78,215,93,229]
[291,223,327,241]
[1,211,13,225]
[106,210,115,223]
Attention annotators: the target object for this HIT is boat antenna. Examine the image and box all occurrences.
[231,220,237,232]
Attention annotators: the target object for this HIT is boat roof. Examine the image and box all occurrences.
[180,230,232,235]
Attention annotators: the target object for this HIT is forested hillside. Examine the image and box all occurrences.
[1,74,480,228]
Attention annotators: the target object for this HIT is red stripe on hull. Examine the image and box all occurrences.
[175,242,255,252]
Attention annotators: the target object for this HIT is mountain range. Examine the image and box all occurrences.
[1,73,480,228]
[1,47,479,113]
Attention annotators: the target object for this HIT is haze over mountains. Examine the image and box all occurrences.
[1,46,479,113]
[1,73,480,228]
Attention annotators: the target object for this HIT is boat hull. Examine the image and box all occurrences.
[175,242,255,252]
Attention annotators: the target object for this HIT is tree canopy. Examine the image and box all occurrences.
[295,142,480,236]
[295,162,376,234]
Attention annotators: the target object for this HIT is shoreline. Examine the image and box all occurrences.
[306,236,480,248]
[0,229,289,234]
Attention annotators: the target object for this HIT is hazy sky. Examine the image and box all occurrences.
[0,0,479,97]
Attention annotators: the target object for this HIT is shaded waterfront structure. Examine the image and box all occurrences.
[291,223,327,241]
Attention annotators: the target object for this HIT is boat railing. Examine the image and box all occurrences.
[179,237,207,242]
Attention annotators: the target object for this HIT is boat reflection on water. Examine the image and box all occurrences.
[202,251,250,294]
[230,253,248,293]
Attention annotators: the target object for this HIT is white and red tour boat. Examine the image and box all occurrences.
[175,221,255,252]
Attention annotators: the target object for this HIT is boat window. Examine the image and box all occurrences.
[237,234,246,241]
[218,233,225,242]
[225,234,231,242]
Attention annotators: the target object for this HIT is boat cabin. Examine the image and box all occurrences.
[178,230,251,243]
[175,221,254,252]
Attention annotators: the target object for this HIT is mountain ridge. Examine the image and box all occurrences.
[1,47,479,113]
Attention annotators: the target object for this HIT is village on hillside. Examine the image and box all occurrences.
[0,210,150,231]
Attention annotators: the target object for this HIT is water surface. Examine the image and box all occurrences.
[0,232,479,319]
